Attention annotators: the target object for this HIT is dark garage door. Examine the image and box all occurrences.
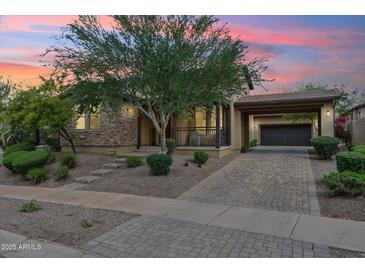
[261,125,312,146]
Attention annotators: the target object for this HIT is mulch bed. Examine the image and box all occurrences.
[80,152,239,198]
[309,149,365,258]
[0,152,112,188]
[0,197,139,248]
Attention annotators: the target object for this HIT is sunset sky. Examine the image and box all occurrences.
[0,15,364,93]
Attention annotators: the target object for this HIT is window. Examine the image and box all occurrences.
[75,107,101,130]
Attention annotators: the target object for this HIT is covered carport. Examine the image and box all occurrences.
[234,89,341,148]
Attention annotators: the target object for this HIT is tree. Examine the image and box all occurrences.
[282,82,326,131]
[0,76,15,147]
[335,85,365,117]
[45,15,268,152]
[5,81,77,152]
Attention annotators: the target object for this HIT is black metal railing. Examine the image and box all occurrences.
[175,127,230,147]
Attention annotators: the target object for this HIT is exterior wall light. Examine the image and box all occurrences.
[326,110,330,117]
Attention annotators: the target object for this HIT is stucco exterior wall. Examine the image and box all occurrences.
[321,102,335,136]
[230,101,242,150]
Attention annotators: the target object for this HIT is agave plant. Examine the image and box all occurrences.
[0,123,14,149]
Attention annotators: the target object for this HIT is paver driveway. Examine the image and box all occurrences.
[179,146,317,214]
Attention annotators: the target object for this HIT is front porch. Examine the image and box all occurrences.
[137,104,232,150]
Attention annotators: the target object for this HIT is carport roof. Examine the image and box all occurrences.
[235,89,340,107]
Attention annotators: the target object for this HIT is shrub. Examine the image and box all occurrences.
[59,152,76,168]
[20,200,42,213]
[25,168,48,184]
[81,219,93,229]
[166,138,176,154]
[126,156,142,167]
[249,139,257,147]
[146,153,172,176]
[240,146,248,153]
[3,142,33,158]
[336,151,365,173]
[311,136,340,160]
[12,150,49,175]
[324,171,365,196]
[53,165,69,181]
[2,150,29,171]
[352,146,365,155]
[194,150,208,165]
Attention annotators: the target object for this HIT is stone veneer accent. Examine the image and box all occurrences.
[61,107,138,148]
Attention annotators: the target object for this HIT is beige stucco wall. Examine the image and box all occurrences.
[321,101,335,136]
[230,101,242,150]
[251,115,318,145]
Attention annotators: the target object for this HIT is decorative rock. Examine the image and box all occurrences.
[90,169,113,176]
[103,163,123,169]
[75,176,100,183]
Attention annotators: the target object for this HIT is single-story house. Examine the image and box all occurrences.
[347,103,365,145]
[62,88,340,158]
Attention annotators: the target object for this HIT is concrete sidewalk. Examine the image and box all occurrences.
[1,185,365,253]
[0,229,102,258]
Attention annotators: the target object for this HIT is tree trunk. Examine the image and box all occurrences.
[160,125,167,154]
[59,128,76,153]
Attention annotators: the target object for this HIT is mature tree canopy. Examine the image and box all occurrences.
[45,15,268,152]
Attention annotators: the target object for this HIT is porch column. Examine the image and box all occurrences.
[242,112,250,148]
[172,113,177,142]
[215,103,221,148]
[317,109,322,136]
[226,104,231,145]
[137,115,141,149]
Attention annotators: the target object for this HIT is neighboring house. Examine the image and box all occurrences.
[347,103,365,145]
[61,89,340,158]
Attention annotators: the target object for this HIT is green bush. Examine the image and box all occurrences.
[20,200,42,213]
[3,142,33,158]
[324,171,365,196]
[240,146,248,153]
[45,137,61,152]
[2,151,29,171]
[12,150,49,175]
[249,139,257,147]
[166,138,176,154]
[25,168,48,184]
[59,152,76,168]
[53,165,69,181]
[194,150,208,165]
[352,145,365,155]
[336,151,365,173]
[126,156,142,167]
[311,136,340,160]
[146,153,172,176]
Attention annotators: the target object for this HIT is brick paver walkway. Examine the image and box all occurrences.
[84,215,330,258]
[179,147,316,214]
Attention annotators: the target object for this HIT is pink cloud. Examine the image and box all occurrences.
[0,61,50,85]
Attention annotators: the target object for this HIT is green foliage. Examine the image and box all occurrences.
[146,153,173,176]
[12,150,49,175]
[249,139,257,147]
[81,220,93,229]
[166,138,176,154]
[20,200,42,213]
[240,146,248,153]
[324,171,365,196]
[2,150,29,171]
[311,136,340,160]
[25,167,49,184]
[53,165,69,181]
[47,15,268,153]
[336,151,365,173]
[352,145,365,155]
[126,156,142,168]
[3,142,33,158]
[59,152,76,168]
[194,150,209,165]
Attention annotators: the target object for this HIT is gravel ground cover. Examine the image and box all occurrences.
[309,149,365,258]
[0,197,139,248]
[80,152,239,198]
[0,152,112,188]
